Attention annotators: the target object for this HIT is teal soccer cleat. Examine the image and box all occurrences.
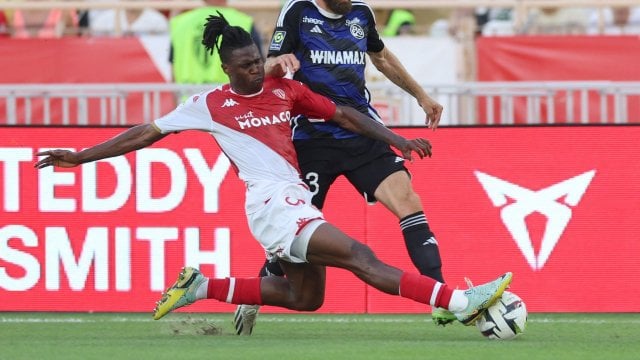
[153,267,206,320]
[454,272,513,326]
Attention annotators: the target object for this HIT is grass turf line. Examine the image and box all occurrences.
[0,313,638,360]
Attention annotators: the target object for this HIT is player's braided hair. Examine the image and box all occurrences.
[202,12,255,64]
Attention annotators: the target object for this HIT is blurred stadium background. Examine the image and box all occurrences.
[1,1,639,316]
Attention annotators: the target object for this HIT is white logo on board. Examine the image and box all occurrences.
[475,170,596,271]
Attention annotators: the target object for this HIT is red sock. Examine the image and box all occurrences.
[207,277,263,305]
[399,272,453,309]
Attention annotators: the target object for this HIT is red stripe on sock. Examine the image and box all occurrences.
[399,272,453,309]
[230,277,263,305]
[399,272,436,305]
[207,278,263,305]
[434,283,454,309]
[207,278,230,301]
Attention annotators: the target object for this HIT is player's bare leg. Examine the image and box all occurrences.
[305,222,511,326]
[154,222,511,329]
[374,171,444,283]
[375,170,455,325]
[305,223,403,293]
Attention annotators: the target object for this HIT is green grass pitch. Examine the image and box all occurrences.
[1,313,638,360]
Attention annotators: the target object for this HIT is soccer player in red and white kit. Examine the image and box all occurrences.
[35,14,512,328]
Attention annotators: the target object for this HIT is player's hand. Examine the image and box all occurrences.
[34,150,81,169]
[419,96,443,130]
[394,137,432,161]
[264,54,300,78]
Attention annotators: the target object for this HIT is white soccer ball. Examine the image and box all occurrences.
[475,291,527,340]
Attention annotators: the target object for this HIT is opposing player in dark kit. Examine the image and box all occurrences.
[236,0,453,333]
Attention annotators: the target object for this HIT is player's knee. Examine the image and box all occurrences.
[380,187,423,217]
[349,242,380,274]
[290,293,324,311]
[299,297,324,311]
[397,189,422,208]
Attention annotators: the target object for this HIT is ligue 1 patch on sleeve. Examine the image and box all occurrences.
[269,31,287,51]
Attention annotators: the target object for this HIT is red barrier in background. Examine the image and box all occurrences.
[4,36,640,125]
[1,126,639,313]
[0,38,175,124]
[477,36,640,124]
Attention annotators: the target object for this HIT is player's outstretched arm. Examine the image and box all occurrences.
[34,124,167,169]
[332,106,432,161]
[368,47,443,130]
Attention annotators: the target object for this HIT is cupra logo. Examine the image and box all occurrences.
[475,170,596,271]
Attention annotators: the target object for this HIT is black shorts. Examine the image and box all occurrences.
[294,136,408,209]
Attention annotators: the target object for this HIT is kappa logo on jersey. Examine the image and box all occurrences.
[269,30,286,51]
[309,50,366,65]
[234,110,292,130]
[475,170,596,271]
[222,98,239,108]
[272,88,286,100]
[310,25,323,34]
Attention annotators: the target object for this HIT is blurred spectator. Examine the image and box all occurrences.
[475,7,514,36]
[382,9,416,36]
[169,0,262,85]
[587,7,640,35]
[0,9,8,37]
[77,9,90,36]
[429,18,450,38]
[522,7,590,35]
[88,6,168,37]
[9,1,79,38]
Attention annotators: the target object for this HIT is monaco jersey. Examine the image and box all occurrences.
[269,0,385,140]
[153,77,336,210]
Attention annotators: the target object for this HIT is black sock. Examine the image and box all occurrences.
[258,258,285,277]
[400,211,444,282]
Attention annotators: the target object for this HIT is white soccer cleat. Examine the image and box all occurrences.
[233,304,260,335]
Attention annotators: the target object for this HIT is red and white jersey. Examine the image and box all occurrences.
[153,77,337,212]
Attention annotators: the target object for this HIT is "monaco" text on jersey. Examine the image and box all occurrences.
[237,111,291,129]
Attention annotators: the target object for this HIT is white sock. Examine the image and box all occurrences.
[448,290,469,312]
[195,279,209,300]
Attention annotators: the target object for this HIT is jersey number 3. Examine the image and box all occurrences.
[305,172,319,196]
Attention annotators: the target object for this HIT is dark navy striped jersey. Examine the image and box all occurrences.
[268,0,385,140]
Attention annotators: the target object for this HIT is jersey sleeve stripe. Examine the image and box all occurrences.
[352,1,376,22]
[277,0,308,27]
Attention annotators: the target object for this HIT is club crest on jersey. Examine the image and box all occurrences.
[349,24,365,39]
[272,88,286,100]
[235,110,292,130]
[269,31,286,51]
